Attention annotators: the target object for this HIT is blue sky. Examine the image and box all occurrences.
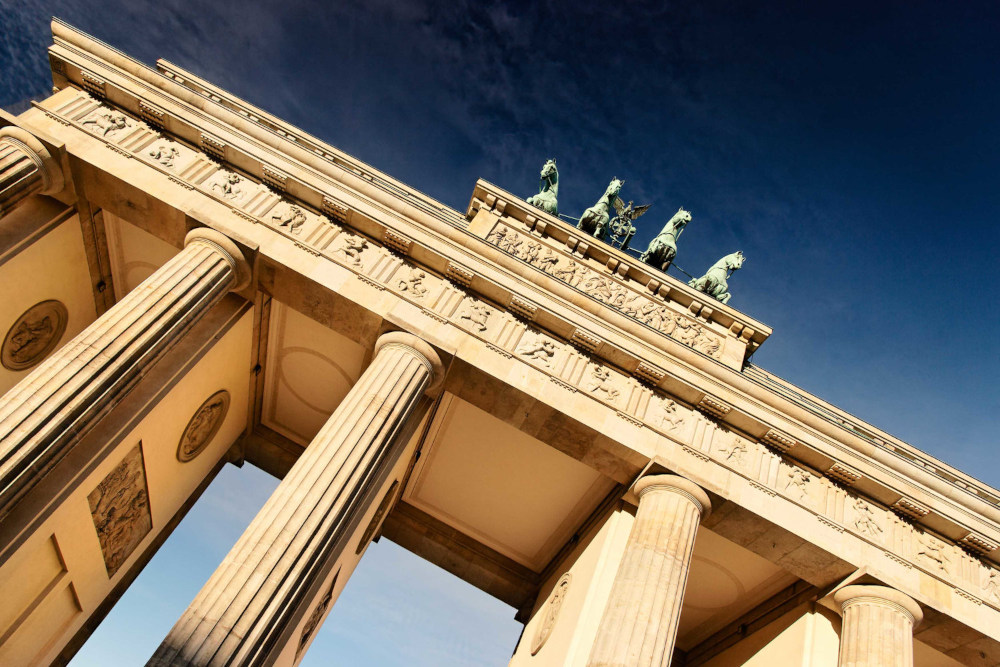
[2,1,998,664]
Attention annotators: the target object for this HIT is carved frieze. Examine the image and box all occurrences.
[485,223,724,360]
[297,571,339,659]
[88,444,152,577]
[177,390,230,462]
[1,300,68,371]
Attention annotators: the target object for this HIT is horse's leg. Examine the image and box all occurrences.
[718,291,731,304]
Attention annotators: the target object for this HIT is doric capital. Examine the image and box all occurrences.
[184,228,252,291]
[634,473,712,520]
[373,331,445,394]
[833,584,923,628]
[0,126,64,196]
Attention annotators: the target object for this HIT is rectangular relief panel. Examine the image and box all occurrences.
[88,442,152,577]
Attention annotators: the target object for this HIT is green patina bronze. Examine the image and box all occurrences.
[640,207,692,271]
[688,251,744,304]
[577,178,624,241]
[526,159,559,216]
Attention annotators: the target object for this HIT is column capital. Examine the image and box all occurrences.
[834,584,923,628]
[184,228,252,291]
[0,126,64,196]
[373,331,445,394]
[635,473,712,520]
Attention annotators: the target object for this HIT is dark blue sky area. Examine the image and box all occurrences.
[3,1,998,478]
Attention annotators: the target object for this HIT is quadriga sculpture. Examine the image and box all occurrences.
[526,159,559,216]
[577,178,623,241]
[688,251,744,304]
[640,207,692,271]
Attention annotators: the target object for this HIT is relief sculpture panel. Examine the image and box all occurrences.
[177,390,231,462]
[1,300,68,371]
[88,444,153,577]
[486,223,724,360]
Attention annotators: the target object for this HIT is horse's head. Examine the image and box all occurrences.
[540,159,558,180]
[727,251,745,270]
[671,207,692,225]
[606,177,624,198]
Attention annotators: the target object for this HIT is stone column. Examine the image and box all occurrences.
[0,127,64,218]
[147,331,443,667]
[833,585,923,667]
[0,228,250,518]
[588,474,711,667]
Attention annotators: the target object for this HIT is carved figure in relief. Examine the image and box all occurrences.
[552,258,587,287]
[916,533,950,571]
[177,391,230,462]
[2,300,68,372]
[212,172,244,201]
[520,240,543,263]
[517,334,558,367]
[149,144,180,168]
[577,178,624,240]
[526,159,559,216]
[398,267,428,298]
[271,204,307,235]
[533,249,559,274]
[488,225,523,256]
[588,365,621,402]
[640,207,692,271]
[719,435,749,467]
[459,301,491,332]
[88,445,152,576]
[531,572,571,655]
[984,570,1000,603]
[583,275,628,308]
[785,466,811,502]
[688,251,745,304]
[658,399,686,431]
[692,330,722,357]
[333,233,368,267]
[852,497,883,537]
[82,111,129,137]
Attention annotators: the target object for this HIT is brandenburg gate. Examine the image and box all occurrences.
[0,20,998,667]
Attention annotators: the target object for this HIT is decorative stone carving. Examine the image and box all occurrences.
[588,364,621,403]
[517,332,558,367]
[297,571,339,659]
[88,444,152,577]
[148,143,181,169]
[356,481,399,554]
[271,203,307,235]
[531,572,571,655]
[785,465,811,502]
[333,233,368,267]
[984,569,1000,604]
[916,533,950,572]
[655,398,687,432]
[458,299,492,332]
[1,300,68,371]
[718,434,750,468]
[82,110,130,137]
[177,390,230,462]
[398,267,428,298]
[852,496,883,538]
[210,171,245,202]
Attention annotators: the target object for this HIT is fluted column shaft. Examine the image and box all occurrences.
[148,331,443,667]
[834,585,923,667]
[0,228,249,518]
[0,127,64,218]
[588,474,711,667]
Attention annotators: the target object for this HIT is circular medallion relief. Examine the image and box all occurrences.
[531,572,572,655]
[177,390,231,462]
[1,300,68,371]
